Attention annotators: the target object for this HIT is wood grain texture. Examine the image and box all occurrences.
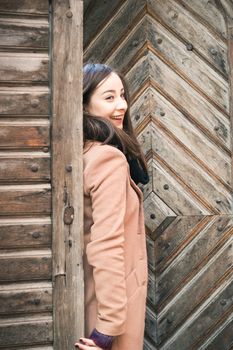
[0,282,52,315]
[0,184,51,215]
[0,315,52,347]
[0,121,49,148]
[0,88,49,116]
[52,1,84,349]
[0,0,49,15]
[0,18,48,50]
[0,1,52,347]
[0,218,51,248]
[84,1,233,349]
[0,53,48,82]
[0,249,51,282]
[0,152,50,182]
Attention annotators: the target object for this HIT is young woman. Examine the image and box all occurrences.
[75,63,149,350]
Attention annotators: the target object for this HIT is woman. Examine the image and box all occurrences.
[75,63,149,350]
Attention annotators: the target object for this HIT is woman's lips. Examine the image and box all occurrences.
[110,115,124,120]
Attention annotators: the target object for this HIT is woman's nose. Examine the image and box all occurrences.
[116,98,127,111]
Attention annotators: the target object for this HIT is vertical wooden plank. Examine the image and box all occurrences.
[52,1,84,349]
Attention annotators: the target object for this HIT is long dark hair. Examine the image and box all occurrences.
[83,63,148,173]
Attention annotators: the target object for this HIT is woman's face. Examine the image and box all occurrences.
[86,72,128,129]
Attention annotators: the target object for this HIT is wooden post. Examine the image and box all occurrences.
[51,1,84,349]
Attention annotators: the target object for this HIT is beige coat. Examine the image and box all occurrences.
[83,141,148,350]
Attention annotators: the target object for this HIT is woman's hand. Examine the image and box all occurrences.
[75,337,103,350]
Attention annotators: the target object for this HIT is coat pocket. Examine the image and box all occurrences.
[125,259,148,300]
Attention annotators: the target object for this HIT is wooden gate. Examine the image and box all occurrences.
[0,1,83,349]
[1,0,233,349]
[84,1,233,349]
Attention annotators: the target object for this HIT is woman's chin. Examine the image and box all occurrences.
[112,120,123,129]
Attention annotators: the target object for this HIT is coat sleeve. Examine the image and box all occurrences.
[84,146,128,336]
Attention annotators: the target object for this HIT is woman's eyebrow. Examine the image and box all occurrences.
[101,88,124,95]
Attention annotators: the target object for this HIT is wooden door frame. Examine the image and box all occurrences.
[51,1,84,349]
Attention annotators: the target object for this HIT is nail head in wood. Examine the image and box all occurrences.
[31,164,39,172]
[32,232,41,239]
[66,164,72,172]
[31,99,39,108]
[66,10,73,18]
[186,43,193,51]
[63,206,74,225]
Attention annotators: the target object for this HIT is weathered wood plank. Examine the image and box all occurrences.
[131,87,231,186]
[108,16,229,112]
[162,276,233,349]
[148,0,228,76]
[0,184,51,215]
[84,0,146,62]
[149,89,231,185]
[157,229,233,309]
[144,337,158,350]
[84,0,124,48]
[127,52,231,151]
[106,17,146,72]
[0,249,51,282]
[152,120,232,214]
[0,0,48,15]
[0,53,48,82]
[152,160,211,216]
[0,88,49,116]
[0,18,48,49]
[139,122,232,214]
[146,235,157,273]
[0,121,49,148]
[145,306,158,345]
[204,315,233,350]
[0,282,52,315]
[158,259,233,342]
[155,215,208,268]
[181,0,227,39]
[0,152,50,182]
[52,1,84,349]
[146,16,229,112]
[147,268,156,308]
[0,315,52,347]
[0,218,51,249]
[144,191,176,234]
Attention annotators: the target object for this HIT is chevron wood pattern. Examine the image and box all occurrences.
[84,1,233,349]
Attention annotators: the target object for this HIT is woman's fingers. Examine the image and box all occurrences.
[75,337,103,349]
[80,338,96,346]
[75,343,92,350]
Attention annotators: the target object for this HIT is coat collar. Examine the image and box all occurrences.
[84,141,143,203]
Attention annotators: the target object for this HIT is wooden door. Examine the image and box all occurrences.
[0,1,83,349]
[84,1,233,349]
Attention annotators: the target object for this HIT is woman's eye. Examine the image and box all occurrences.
[105,96,114,100]
[121,93,125,99]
